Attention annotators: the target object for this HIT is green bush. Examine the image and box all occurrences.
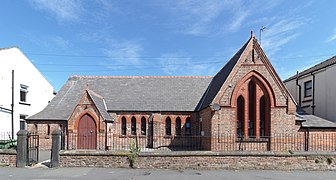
[128,140,140,168]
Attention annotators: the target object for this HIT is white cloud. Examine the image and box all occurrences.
[262,17,309,56]
[166,0,235,35]
[50,36,71,49]
[159,53,221,76]
[227,9,249,32]
[165,0,283,36]
[280,56,326,80]
[29,0,84,22]
[102,41,143,68]
[327,28,336,42]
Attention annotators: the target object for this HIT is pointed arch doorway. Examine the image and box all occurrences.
[77,114,97,149]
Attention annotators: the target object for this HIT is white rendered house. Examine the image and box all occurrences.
[0,47,54,138]
[284,56,336,122]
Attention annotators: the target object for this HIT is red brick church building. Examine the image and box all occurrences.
[27,33,336,151]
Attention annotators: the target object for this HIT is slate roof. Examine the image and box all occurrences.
[301,115,336,128]
[87,90,112,122]
[196,36,251,110]
[284,56,336,82]
[296,107,336,128]
[28,76,212,121]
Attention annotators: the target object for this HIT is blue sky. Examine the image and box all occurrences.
[1,0,336,91]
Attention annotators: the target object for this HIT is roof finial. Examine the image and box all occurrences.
[251,30,254,37]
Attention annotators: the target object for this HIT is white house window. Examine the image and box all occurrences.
[20,84,29,102]
[304,80,312,97]
[20,114,27,130]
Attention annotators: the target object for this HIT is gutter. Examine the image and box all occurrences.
[0,106,12,112]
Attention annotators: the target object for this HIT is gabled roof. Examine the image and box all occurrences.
[87,90,112,122]
[197,34,295,110]
[196,36,250,110]
[28,76,212,121]
[284,56,336,82]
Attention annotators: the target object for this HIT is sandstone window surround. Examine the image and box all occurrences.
[141,117,146,135]
[234,77,271,139]
[121,116,126,136]
[175,117,181,136]
[131,117,136,135]
[165,117,171,136]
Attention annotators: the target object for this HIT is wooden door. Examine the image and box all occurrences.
[77,114,97,149]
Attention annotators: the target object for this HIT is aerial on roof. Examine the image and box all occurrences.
[284,56,336,82]
[28,34,296,123]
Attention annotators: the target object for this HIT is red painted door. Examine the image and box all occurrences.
[77,114,97,149]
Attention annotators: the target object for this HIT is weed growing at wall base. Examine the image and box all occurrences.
[128,140,140,168]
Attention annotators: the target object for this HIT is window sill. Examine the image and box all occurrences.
[302,98,312,103]
[19,102,31,106]
[119,135,127,138]
[302,105,311,108]
[303,95,312,99]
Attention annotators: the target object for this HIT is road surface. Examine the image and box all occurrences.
[1,167,336,180]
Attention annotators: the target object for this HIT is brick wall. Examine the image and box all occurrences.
[67,92,105,134]
[197,45,299,151]
[27,123,62,150]
[200,107,212,150]
[0,149,16,167]
[59,150,336,170]
[112,112,198,137]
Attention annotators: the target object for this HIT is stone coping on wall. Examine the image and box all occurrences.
[0,149,17,155]
[0,149,16,167]
[59,150,336,157]
[59,150,336,170]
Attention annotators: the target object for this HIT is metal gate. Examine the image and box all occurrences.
[27,133,39,165]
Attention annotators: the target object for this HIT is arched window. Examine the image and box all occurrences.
[141,117,146,135]
[47,124,51,135]
[175,117,181,136]
[131,117,136,135]
[185,117,191,135]
[35,124,38,133]
[237,95,245,137]
[260,96,266,137]
[235,75,272,139]
[121,116,126,135]
[165,117,171,136]
[248,80,256,137]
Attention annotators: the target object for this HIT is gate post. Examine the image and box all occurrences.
[16,130,28,167]
[51,130,62,168]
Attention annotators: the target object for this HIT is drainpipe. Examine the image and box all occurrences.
[11,70,14,139]
[311,73,316,115]
[296,71,302,107]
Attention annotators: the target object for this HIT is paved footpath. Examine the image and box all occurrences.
[1,167,336,180]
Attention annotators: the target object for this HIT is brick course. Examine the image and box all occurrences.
[0,149,16,167]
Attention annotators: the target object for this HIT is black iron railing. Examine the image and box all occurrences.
[63,132,336,152]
